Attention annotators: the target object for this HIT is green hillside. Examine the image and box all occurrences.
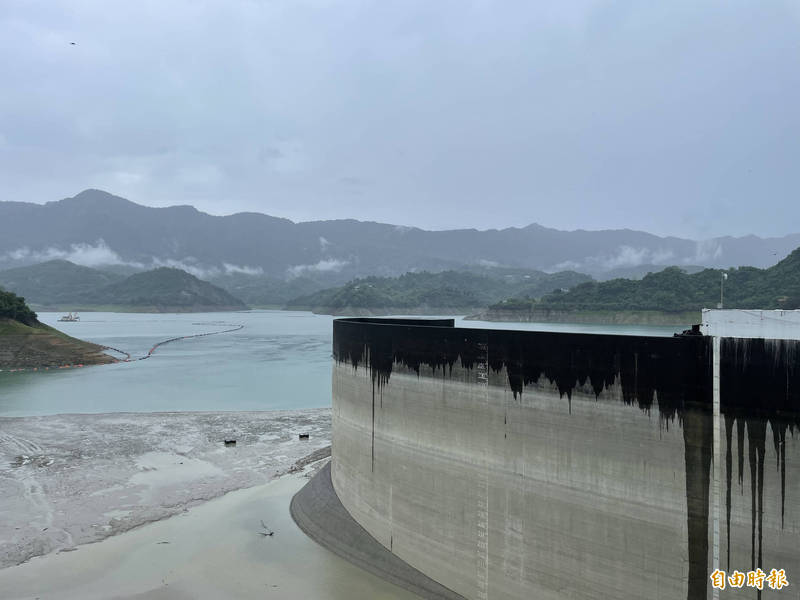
[285,269,591,314]
[487,247,800,315]
[0,289,113,369]
[0,288,38,325]
[0,259,123,306]
[209,272,327,307]
[0,262,248,312]
[89,268,248,311]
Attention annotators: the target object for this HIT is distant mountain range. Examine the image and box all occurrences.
[1,189,797,281]
[0,261,246,312]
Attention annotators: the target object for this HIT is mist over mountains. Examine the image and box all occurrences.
[0,260,246,312]
[2,189,798,281]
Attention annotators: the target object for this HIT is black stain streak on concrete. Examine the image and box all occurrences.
[720,337,800,577]
[724,413,735,571]
[484,330,710,429]
[336,319,457,474]
[683,407,713,600]
[334,318,710,426]
[333,319,800,600]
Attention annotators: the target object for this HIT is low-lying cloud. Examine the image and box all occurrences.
[148,257,215,279]
[287,259,349,278]
[600,246,677,270]
[142,258,264,279]
[1,240,135,268]
[547,241,729,275]
[221,263,264,276]
[549,245,681,273]
[691,240,723,263]
[1,240,265,280]
[475,259,501,268]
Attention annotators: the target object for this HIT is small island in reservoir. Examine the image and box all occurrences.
[0,289,114,370]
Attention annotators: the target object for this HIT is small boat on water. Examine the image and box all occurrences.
[58,312,80,322]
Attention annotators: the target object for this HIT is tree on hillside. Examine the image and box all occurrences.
[0,289,38,326]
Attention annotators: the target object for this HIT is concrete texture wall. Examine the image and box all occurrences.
[330,319,800,600]
[702,308,800,340]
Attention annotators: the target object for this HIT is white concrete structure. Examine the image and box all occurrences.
[702,308,800,340]
[701,308,800,599]
[703,308,800,599]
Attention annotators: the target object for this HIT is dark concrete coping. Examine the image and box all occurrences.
[290,462,466,600]
[338,317,456,328]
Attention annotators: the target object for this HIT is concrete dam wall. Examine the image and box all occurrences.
[327,318,800,600]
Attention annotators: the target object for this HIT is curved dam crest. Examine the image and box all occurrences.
[321,318,800,600]
[333,318,711,421]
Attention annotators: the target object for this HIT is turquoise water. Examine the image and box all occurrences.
[0,311,679,417]
[0,311,334,417]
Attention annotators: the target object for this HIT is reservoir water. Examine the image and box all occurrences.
[0,311,680,417]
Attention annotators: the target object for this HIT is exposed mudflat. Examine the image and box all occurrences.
[0,469,418,600]
[0,409,330,569]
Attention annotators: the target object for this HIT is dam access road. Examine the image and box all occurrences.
[293,316,800,600]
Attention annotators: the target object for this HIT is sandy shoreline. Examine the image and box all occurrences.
[0,409,330,569]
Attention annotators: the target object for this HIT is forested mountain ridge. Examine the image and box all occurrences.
[88,268,247,311]
[0,262,247,312]
[0,260,123,306]
[488,247,800,314]
[285,269,591,314]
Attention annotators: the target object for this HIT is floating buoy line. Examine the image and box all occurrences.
[0,324,244,373]
[129,324,244,361]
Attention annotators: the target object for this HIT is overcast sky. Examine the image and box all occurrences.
[1,1,799,238]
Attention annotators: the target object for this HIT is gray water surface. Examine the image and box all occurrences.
[0,311,679,417]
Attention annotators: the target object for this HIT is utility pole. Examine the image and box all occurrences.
[712,335,721,600]
[719,272,728,309]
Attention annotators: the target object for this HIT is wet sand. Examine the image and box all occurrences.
[0,468,420,599]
